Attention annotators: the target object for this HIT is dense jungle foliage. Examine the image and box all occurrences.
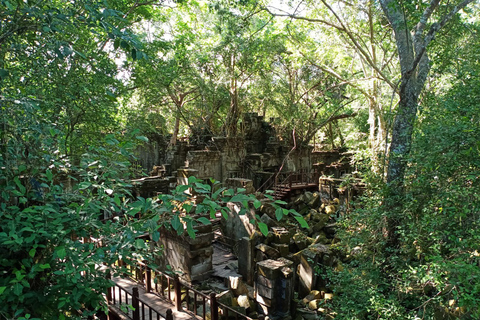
[1,0,479,319]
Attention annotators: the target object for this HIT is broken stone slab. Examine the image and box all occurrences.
[270,227,290,244]
[296,244,331,297]
[307,299,323,310]
[238,237,255,285]
[324,205,337,215]
[217,290,234,306]
[311,232,329,245]
[312,218,330,234]
[295,308,318,320]
[307,192,320,209]
[302,290,323,305]
[293,232,310,251]
[225,178,255,194]
[228,275,249,296]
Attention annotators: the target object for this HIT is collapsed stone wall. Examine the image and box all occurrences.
[156,224,214,282]
[134,113,320,190]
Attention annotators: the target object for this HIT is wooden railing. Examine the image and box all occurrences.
[107,274,173,320]
[123,260,257,320]
[258,169,320,193]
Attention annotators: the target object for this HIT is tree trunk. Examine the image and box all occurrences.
[170,110,181,146]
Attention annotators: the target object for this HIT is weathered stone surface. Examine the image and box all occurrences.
[302,290,322,304]
[324,293,334,300]
[307,192,321,209]
[229,276,249,296]
[157,227,213,282]
[308,299,322,310]
[312,214,329,232]
[293,233,309,251]
[191,259,212,276]
[295,308,318,320]
[272,243,289,257]
[187,150,222,181]
[177,168,199,186]
[238,237,255,285]
[220,202,256,247]
[226,178,255,194]
[257,274,274,288]
[271,227,290,244]
[297,244,331,297]
[256,244,280,260]
[260,213,278,228]
[237,295,251,309]
[257,283,274,299]
[260,202,276,219]
[256,259,294,319]
[217,290,234,306]
[324,205,336,215]
[256,293,272,307]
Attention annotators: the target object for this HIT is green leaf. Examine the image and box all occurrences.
[0,287,6,295]
[274,200,287,205]
[14,176,26,195]
[176,185,189,194]
[221,208,229,220]
[197,217,211,225]
[151,231,160,242]
[188,176,201,184]
[171,215,182,232]
[77,182,91,190]
[136,136,149,142]
[13,283,23,296]
[275,208,283,221]
[29,248,36,258]
[106,90,117,101]
[186,222,196,239]
[135,239,146,249]
[294,216,309,229]
[39,263,50,269]
[113,38,120,50]
[253,200,262,209]
[211,187,226,200]
[223,188,234,196]
[56,246,66,259]
[114,194,121,207]
[230,194,249,203]
[74,50,87,59]
[46,169,53,182]
[257,222,269,236]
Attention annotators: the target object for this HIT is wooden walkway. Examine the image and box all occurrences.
[273,182,318,199]
[108,242,241,320]
[110,276,196,320]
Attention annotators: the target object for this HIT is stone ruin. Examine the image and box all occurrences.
[132,113,353,198]
[131,113,364,320]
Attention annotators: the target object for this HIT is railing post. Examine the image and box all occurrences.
[210,292,218,320]
[174,275,182,311]
[132,287,140,320]
[106,271,112,303]
[146,264,152,293]
[166,308,174,320]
